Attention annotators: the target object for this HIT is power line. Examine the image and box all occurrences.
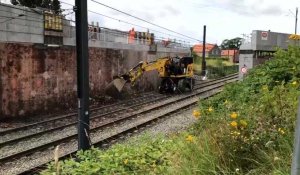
[90,0,200,42]
[0,2,194,44]
[60,1,196,43]
[0,3,74,23]
[88,10,193,42]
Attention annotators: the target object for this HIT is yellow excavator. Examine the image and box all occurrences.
[105,56,194,97]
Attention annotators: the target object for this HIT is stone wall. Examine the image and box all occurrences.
[0,43,188,119]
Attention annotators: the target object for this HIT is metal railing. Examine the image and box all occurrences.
[63,26,192,49]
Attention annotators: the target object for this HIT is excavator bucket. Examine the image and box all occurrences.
[105,77,127,98]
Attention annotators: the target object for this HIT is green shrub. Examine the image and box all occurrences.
[41,135,174,175]
[195,46,300,174]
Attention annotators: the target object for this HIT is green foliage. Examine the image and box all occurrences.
[52,0,61,14]
[221,37,243,50]
[193,54,237,77]
[10,0,61,13]
[206,65,238,78]
[194,46,300,174]
[167,132,231,175]
[41,135,174,175]
[41,0,51,9]
[10,0,43,8]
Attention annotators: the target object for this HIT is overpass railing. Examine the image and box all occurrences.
[63,27,192,49]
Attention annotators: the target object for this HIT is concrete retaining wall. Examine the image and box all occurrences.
[0,43,189,119]
[0,3,190,119]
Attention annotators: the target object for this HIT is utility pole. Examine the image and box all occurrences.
[75,0,90,150]
[202,25,206,76]
[291,97,300,175]
[295,7,298,34]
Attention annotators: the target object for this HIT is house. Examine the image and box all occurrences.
[193,44,221,57]
[221,49,239,63]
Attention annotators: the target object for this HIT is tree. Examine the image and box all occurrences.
[10,0,43,8]
[52,0,61,14]
[10,0,18,5]
[10,0,61,13]
[41,0,52,9]
[221,37,243,50]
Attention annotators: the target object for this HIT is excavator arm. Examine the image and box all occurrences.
[105,57,170,97]
[120,57,170,85]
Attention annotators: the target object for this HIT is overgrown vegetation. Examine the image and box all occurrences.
[189,46,300,174]
[42,47,299,175]
[41,135,175,175]
[193,54,238,78]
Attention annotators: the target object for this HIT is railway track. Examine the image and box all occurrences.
[0,74,237,175]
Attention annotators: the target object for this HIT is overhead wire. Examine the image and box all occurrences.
[90,0,200,42]
[59,1,196,43]
[0,1,195,45]
[0,3,75,23]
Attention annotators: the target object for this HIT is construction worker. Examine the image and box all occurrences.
[128,27,135,44]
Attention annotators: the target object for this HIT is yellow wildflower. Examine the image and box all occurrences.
[186,135,194,142]
[123,159,128,164]
[230,121,238,128]
[232,131,240,135]
[240,120,248,128]
[224,100,228,104]
[262,85,268,91]
[208,107,213,112]
[193,110,201,119]
[278,128,285,135]
[230,112,238,119]
[292,81,297,86]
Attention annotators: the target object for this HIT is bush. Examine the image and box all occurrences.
[206,65,238,78]
[41,135,174,175]
[194,46,300,174]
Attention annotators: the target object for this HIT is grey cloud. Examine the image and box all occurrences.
[208,0,283,16]
[163,5,181,15]
[106,5,181,24]
[108,8,156,21]
[260,6,283,15]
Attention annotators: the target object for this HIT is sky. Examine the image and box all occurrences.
[2,0,300,45]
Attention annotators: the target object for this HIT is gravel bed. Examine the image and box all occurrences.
[0,92,183,159]
[131,88,221,137]
[0,125,77,159]
[1,81,226,159]
[0,92,155,132]
[0,93,163,144]
[141,105,198,135]
[0,80,232,175]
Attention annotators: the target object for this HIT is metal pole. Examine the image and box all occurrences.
[296,7,298,34]
[202,25,206,76]
[292,97,300,175]
[75,0,90,150]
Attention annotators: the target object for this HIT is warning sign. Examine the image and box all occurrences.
[241,66,247,74]
[261,31,268,40]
